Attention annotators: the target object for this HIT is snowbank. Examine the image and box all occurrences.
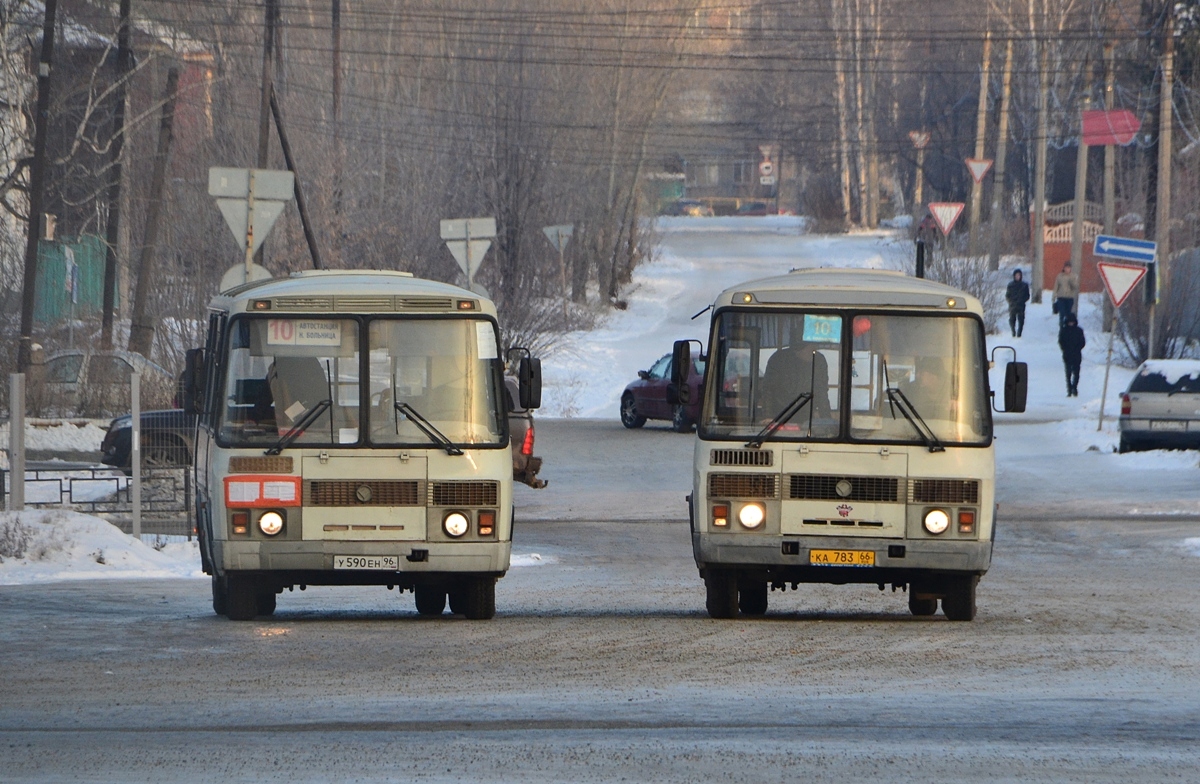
[0,510,203,585]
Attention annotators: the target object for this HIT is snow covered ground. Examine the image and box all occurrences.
[1,217,1196,584]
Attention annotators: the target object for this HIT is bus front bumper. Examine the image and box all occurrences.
[218,539,511,576]
[693,532,991,579]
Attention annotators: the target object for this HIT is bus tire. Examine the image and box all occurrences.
[704,571,738,619]
[737,578,768,616]
[226,575,260,621]
[257,589,277,617]
[211,575,228,616]
[456,577,496,620]
[415,585,447,616]
[941,576,978,621]
[908,594,937,616]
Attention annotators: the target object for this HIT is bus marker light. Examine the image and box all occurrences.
[957,510,975,534]
[712,504,729,527]
[231,511,249,535]
[478,510,496,536]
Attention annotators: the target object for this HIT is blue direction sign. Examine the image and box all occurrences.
[1093,234,1157,263]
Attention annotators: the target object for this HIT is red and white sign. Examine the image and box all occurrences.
[758,160,774,177]
[928,202,965,236]
[908,130,931,149]
[1097,261,1148,308]
[965,158,993,184]
[1081,110,1141,146]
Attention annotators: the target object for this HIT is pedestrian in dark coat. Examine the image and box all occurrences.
[1006,269,1031,338]
[1058,314,1086,397]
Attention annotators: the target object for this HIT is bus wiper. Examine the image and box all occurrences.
[884,386,945,453]
[265,399,332,455]
[394,401,464,456]
[746,392,812,449]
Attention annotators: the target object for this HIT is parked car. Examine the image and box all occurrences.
[662,199,714,217]
[38,349,174,417]
[735,201,774,216]
[621,352,705,432]
[1118,359,1200,453]
[506,377,547,488]
[101,409,198,473]
[101,384,548,488]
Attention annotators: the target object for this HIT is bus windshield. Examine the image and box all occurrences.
[700,310,991,446]
[218,316,506,449]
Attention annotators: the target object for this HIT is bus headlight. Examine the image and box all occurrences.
[443,512,469,538]
[258,511,284,536]
[738,503,765,529]
[923,509,950,535]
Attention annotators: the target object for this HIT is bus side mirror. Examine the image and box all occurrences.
[1004,361,1028,413]
[519,356,542,410]
[671,340,692,406]
[180,347,206,414]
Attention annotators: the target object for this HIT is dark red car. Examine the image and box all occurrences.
[620,352,706,432]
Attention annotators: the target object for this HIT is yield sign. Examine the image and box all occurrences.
[928,202,965,236]
[908,130,930,149]
[1097,261,1148,308]
[965,158,993,184]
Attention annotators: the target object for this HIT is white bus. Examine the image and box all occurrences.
[673,268,1026,621]
[181,270,540,621]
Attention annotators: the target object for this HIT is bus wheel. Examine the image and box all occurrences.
[211,575,228,616]
[257,590,277,617]
[226,575,260,621]
[704,571,738,619]
[908,594,937,617]
[414,585,447,616]
[454,578,496,620]
[737,578,768,616]
[941,576,978,622]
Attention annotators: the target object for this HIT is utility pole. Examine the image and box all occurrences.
[128,68,178,358]
[100,0,131,350]
[1102,42,1116,329]
[17,0,59,373]
[1031,0,1049,303]
[987,37,1014,271]
[968,29,992,257]
[1149,13,1173,359]
[1069,68,1092,289]
[256,0,277,170]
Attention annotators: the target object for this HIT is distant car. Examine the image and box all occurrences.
[39,349,174,417]
[506,377,547,488]
[101,409,198,473]
[663,199,714,217]
[1119,359,1200,453]
[735,201,774,216]
[621,352,706,432]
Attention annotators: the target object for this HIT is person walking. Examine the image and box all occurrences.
[1005,269,1030,338]
[1058,314,1086,397]
[1052,262,1079,329]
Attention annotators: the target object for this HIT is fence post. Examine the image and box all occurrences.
[8,373,24,511]
[131,371,141,538]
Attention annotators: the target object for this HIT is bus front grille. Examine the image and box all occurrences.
[430,481,499,507]
[336,295,394,311]
[909,479,979,505]
[307,480,423,506]
[708,473,779,499]
[396,296,454,311]
[788,475,901,502]
[710,449,773,467]
[273,296,333,311]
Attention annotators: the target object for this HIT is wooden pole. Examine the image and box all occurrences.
[987,38,1014,271]
[1030,0,1049,303]
[968,29,992,257]
[1150,16,1173,359]
[100,0,131,349]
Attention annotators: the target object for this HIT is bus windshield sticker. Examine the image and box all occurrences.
[338,427,358,444]
[263,481,296,502]
[802,314,841,344]
[476,321,498,359]
[267,319,342,346]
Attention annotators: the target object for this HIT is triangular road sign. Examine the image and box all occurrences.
[1097,261,1148,308]
[965,158,993,183]
[928,202,965,236]
[908,130,930,149]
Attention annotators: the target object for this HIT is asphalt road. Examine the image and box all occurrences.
[2,421,1199,782]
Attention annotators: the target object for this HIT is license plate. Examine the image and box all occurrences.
[1150,420,1187,431]
[333,555,399,570]
[809,549,875,567]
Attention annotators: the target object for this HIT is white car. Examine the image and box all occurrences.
[1119,359,1200,453]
